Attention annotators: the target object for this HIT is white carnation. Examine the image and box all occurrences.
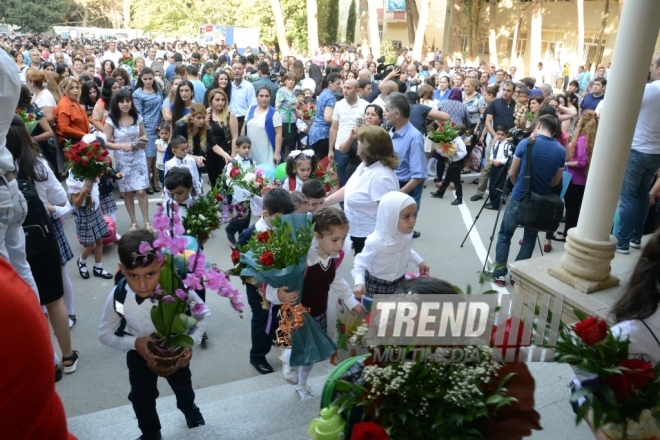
[243,172,256,185]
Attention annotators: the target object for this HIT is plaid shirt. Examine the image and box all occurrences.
[513,101,528,127]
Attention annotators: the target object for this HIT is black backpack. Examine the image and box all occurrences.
[17,172,54,259]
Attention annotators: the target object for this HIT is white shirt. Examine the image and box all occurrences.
[332,97,368,150]
[631,80,660,154]
[490,139,513,162]
[611,308,660,365]
[103,50,122,65]
[33,158,71,219]
[352,240,423,286]
[32,89,57,111]
[265,238,359,311]
[225,154,254,203]
[0,49,20,174]
[49,52,72,67]
[439,136,467,162]
[371,96,386,112]
[164,156,201,193]
[344,161,399,238]
[66,174,100,210]
[281,175,304,192]
[98,283,210,352]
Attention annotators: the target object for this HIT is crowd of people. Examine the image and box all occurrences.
[1,30,660,440]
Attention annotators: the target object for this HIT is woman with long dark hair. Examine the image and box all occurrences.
[79,81,100,118]
[100,60,115,86]
[7,115,79,373]
[308,72,342,160]
[133,67,164,193]
[206,88,238,189]
[170,79,195,134]
[203,70,232,107]
[91,77,120,132]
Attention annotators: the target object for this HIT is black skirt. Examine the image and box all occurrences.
[27,232,64,306]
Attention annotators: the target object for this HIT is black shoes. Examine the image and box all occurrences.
[93,267,113,279]
[470,194,483,201]
[430,191,445,198]
[250,359,274,374]
[137,432,161,440]
[484,203,499,210]
[55,365,62,383]
[413,231,421,239]
[184,404,205,429]
[77,259,89,279]
[451,198,463,205]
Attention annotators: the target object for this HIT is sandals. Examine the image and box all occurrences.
[129,223,138,231]
[146,187,154,195]
[552,234,567,242]
[144,222,154,232]
[77,259,89,279]
[63,350,80,374]
[153,186,161,193]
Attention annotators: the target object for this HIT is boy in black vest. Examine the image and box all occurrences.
[237,188,294,374]
[98,229,210,440]
[226,136,255,246]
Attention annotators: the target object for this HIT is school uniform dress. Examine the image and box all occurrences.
[488,139,514,208]
[66,175,109,245]
[279,175,304,192]
[164,156,202,194]
[98,283,209,437]
[98,173,118,216]
[108,115,150,193]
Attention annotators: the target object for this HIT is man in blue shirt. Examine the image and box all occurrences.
[229,57,257,134]
[386,93,428,238]
[579,77,606,114]
[492,115,566,286]
[166,52,182,82]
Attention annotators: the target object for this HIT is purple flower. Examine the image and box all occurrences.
[162,295,176,304]
[154,234,173,251]
[138,241,153,254]
[255,168,264,176]
[188,252,206,272]
[175,236,188,254]
[205,268,225,290]
[155,251,166,264]
[183,273,203,291]
[192,302,206,315]
[175,289,188,301]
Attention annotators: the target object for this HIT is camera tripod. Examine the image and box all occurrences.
[460,157,544,275]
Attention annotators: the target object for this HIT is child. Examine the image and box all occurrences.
[225,136,255,246]
[237,189,295,376]
[280,149,317,192]
[295,89,305,106]
[155,122,170,187]
[266,207,365,399]
[98,156,123,224]
[514,87,529,129]
[98,230,209,440]
[67,173,114,280]
[303,88,313,99]
[164,166,197,219]
[430,124,468,205]
[165,135,202,195]
[485,125,513,210]
[202,62,215,89]
[301,179,326,213]
[352,192,430,299]
[291,191,310,214]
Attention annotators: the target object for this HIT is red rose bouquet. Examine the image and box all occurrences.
[312,156,338,193]
[296,102,316,121]
[15,109,39,133]
[64,139,110,182]
[554,309,660,439]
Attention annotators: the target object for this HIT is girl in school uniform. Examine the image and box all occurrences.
[352,191,430,299]
[279,149,317,192]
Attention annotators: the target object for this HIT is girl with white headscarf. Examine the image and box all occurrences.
[351,191,430,298]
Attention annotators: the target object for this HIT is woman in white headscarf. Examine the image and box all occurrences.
[351,191,430,299]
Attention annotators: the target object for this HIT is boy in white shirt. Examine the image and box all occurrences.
[485,125,514,210]
[225,136,256,246]
[164,135,201,195]
[155,123,170,188]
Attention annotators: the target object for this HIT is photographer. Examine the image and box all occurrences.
[252,61,279,107]
[491,115,566,287]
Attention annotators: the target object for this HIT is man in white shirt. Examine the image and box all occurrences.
[143,47,157,68]
[229,59,257,135]
[48,44,72,66]
[0,49,39,298]
[103,41,121,64]
[328,79,368,187]
[614,53,660,254]
[28,49,42,70]
[372,80,398,113]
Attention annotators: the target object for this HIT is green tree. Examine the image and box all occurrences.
[346,0,357,44]
[2,0,66,33]
[327,0,339,43]
[317,0,330,44]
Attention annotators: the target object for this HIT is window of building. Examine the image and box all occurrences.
[507,30,527,59]
[583,33,606,65]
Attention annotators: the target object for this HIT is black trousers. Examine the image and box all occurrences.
[281,122,298,155]
[205,149,228,190]
[127,350,195,436]
[563,182,585,236]
[488,164,508,208]
[545,181,563,240]
[245,284,280,363]
[311,138,329,161]
[237,116,245,136]
[225,211,251,245]
[351,236,366,255]
[436,159,463,198]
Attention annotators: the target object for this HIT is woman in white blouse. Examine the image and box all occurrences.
[27,68,57,125]
[324,124,400,254]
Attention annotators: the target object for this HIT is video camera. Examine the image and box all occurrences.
[508,128,529,149]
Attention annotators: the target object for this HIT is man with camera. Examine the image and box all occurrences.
[491,115,566,287]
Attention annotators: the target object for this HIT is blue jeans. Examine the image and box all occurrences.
[493,199,538,277]
[399,180,424,213]
[615,149,660,246]
[334,148,349,188]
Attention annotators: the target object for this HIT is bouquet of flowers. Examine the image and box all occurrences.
[15,109,39,134]
[181,185,223,243]
[221,165,271,199]
[428,121,460,161]
[238,213,337,366]
[554,310,660,439]
[296,102,316,121]
[63,138,111,209]
[312,156,339,193]
[118,56,138,78]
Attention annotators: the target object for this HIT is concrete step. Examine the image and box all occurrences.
[67,361,333,440]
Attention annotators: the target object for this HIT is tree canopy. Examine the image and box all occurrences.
[2,0,67,33]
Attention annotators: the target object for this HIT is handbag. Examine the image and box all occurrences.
[515,139,565,232]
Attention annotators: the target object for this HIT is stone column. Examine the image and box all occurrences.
[548,0,660,293]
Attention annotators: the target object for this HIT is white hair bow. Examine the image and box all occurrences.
[289,149,315,159]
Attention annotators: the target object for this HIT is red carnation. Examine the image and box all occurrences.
[258,251,275,267]
[229,167,241,178]
[256,231,270,243]
[573,316,608,346]
[450,121,456,127]
[325,184,331,193]
[604,359,654,403]
[214,193,223,202]
[27,114,35,121]
[351,422,390,440]
[315,169,325,177]
[303,114,310,120]
[231,249,241,265]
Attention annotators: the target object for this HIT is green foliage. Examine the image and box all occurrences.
[380,40,399,64]
[327,0,339,43]
[346,0,357,44]
[317,0,330,44]
[2,0,67,33]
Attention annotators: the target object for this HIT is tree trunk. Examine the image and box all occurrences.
[270,0,291,55]
[413,0,430,61]
[594,0,609,68]
[405,0,416,48]
[510,1,521,65]
[82,5,89,27]
[576,0,584,65]
[488,0,497,64]
[368,0,380,59]
[360,0,369,55]
[307,0,319,56]
[452,0,463,58]
[529,0,543,78]
[123,0,130,29]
